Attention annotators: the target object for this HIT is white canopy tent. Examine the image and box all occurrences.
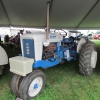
[0,0,100,29]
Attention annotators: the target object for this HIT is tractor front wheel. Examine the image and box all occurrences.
[19,70,46,100]
[79,41,97,76]
[11,74,23,97]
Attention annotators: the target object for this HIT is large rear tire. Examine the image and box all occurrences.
[79,41,97,76]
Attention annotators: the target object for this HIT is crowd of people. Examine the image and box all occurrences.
[0,30,24,49]
[14,30,24,49]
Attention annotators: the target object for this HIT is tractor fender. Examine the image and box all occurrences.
[0,46,8,65]
[77,38,86,53]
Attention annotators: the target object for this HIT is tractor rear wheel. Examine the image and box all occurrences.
[79,41,97,76]
[19,70,46,100]
[0,66,4,75]
[11,74,23,97]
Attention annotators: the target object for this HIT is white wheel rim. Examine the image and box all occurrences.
[91,50,97,68]
[28,77,43,97]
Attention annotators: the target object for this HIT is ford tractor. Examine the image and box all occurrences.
[9,31,97,100]
[9,2,97,100]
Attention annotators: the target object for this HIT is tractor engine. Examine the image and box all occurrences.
[61,37,74,46]
[42,43,56,60]
[42,37,78,61]
[61,37,78,60]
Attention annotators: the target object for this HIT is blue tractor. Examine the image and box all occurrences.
[9,31,97,100]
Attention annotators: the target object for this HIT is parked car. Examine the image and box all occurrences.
[94,34,100,39]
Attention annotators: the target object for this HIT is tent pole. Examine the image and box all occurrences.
[46,2,50,39]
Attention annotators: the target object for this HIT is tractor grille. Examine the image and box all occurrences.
[22,39,35,58]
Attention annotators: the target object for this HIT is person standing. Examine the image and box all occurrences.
[15,33,20,49]
[19,29,24,35]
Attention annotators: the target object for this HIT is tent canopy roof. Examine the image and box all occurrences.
[0,0,100,29]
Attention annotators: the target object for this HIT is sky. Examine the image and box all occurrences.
[0,27,99,36]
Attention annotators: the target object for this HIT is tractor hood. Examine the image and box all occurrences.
[21,31,63,42]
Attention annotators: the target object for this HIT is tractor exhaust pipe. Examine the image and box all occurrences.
[43,2,50,46]
[46,2,50,39]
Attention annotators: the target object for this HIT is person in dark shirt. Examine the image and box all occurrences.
[20,30,24,35]
[15,33,20,48]
[4,34,9,43]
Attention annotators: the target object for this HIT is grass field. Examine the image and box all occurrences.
[0,40,100,100]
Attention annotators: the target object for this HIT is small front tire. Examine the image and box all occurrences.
[19,70,46,100]
[11,74,23,97]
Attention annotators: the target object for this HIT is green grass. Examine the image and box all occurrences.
[0,40,100,100]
